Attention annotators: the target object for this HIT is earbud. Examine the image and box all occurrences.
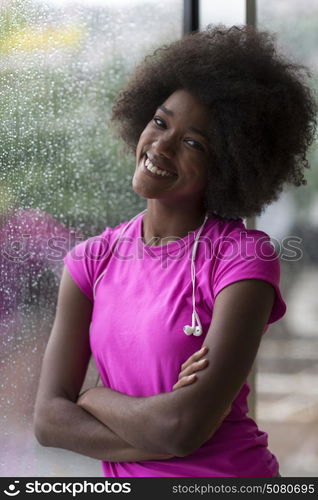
[183,325,203,336]
[183,325,195,336]
[194,326,202,336]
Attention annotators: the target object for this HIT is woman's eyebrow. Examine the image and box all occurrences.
[157,105,208,140]
[158,104,174,116]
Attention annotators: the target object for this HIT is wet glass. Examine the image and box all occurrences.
[0,0,182,476]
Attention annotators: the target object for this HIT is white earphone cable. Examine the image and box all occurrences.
[93,209,147,300]
[190,214,208,335]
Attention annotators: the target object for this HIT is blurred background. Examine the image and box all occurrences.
[0,0,317,477]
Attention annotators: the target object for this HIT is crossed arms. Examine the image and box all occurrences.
[34,267,275,460]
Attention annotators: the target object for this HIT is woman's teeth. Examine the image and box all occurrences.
[144,157,174,177]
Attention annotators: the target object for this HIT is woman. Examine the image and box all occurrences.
[34,25,317,477]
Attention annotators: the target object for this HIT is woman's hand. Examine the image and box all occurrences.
[77,347,210,409]
[172,345,209,391]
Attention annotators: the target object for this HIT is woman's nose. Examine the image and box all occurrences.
[152,134,176,158]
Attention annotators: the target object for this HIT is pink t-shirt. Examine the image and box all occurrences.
[64,211,286,477]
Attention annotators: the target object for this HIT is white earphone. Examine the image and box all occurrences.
[182,213,208,337]
[93,208,208,337]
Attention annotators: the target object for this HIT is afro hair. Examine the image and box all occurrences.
[111,24,317,219]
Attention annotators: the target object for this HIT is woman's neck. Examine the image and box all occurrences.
[142,202,207,246]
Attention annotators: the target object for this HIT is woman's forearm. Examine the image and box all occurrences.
[34,396,174,462]
[77,387,181,455]
[76,348,219,455]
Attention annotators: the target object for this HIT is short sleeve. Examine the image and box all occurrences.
[63,229,111,303]
[212,229,286,324]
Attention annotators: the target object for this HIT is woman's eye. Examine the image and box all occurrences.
[185,139,204,151]
[153,116,166,128]
[152,118,204,151]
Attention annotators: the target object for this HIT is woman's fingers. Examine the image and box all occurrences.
[178,357,209,380]
[180,345,208,371]
[173,374,197,390]
[173,358,209,390]
[173,346,209,391]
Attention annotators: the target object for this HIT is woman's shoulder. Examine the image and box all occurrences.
[66,218,130,258]
[209,215,273,249]
[209,216,286,324]
[207,215,279,274]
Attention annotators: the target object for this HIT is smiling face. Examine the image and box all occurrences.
[133,89,212,208]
